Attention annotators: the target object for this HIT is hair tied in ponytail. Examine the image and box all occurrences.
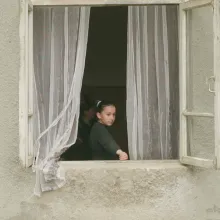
[96,100,102,107]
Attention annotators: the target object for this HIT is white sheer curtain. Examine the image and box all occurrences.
[127,6,179,160]
[33,6,90,196]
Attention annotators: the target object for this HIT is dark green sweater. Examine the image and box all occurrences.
[60,117,93,161]
[89,122,120,160]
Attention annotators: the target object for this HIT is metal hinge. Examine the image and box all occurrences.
[27,156,34,167]
[28,111,33,117]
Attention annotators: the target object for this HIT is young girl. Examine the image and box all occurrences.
[89,100,128,160]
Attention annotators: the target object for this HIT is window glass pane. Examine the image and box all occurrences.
[187,117,214,160]
[186,5,214,114]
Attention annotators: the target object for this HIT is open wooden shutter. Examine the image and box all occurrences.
[179,0,220,169]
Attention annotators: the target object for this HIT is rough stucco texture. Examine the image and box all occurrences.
[1,1,220,220]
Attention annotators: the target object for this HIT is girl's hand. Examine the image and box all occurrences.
[116,150,128,161]
[119,152,128,160]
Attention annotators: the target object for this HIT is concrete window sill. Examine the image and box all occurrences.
[57,160,191,200]
[59,160,184,170]
[58,160,188,179]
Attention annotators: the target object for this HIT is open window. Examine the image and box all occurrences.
[19,0,34,167]
[179,0,220,169]
[19,0,220,169]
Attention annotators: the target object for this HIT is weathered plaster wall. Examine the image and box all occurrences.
[0,1,220,220]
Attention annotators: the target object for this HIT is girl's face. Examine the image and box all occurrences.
[97,105,116,126]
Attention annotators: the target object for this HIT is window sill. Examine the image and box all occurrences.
[58,160,189,192]
[59,160,185,170]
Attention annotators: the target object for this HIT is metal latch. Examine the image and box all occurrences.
[207,76,215,94]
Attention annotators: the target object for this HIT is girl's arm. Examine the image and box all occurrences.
[98,126,128,160]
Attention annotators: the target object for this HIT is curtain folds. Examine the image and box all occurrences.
[127,6,179,160]
[33,6,90,196]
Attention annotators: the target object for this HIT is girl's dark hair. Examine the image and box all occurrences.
[80,101,96,115]
[80,94,96,116]
[95,100,115,113]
